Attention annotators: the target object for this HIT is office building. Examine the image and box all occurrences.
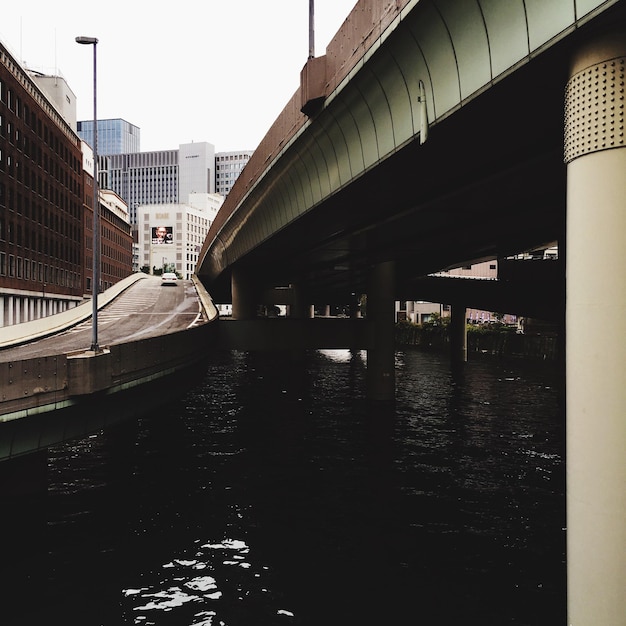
[137,193,222,280]
[77,118,140,155]
[80,142,133,294]
[215,151,252,196]
[179,143,216,206]
[0,42,85,325]
[0,40,135,327]
[29,69,78,130]
[103,142,215,225]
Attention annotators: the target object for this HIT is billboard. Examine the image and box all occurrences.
[152,225,173,244]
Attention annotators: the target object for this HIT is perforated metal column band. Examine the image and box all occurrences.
[564,57,625,164]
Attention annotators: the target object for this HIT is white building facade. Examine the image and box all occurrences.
[215,151,252,196]
[105,142,215,225]
[137,194,222,280]
[179,143,216,204]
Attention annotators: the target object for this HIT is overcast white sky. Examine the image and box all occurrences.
[0,0,357,153]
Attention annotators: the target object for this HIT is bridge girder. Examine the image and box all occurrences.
[197,0,622,315]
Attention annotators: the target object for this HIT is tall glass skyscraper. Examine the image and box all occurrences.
[77,118,141,155]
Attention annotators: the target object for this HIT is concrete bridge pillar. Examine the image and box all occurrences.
[288,284,314,319]
[366,261,395,402]
[231,267,257,320]
[565,26,626,626]
[449,304,467,364]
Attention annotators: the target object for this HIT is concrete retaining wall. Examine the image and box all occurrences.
[0,321,217,461]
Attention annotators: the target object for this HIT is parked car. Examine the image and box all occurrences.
[161,272,178,285]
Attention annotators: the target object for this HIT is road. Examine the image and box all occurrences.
[0,277,205,362]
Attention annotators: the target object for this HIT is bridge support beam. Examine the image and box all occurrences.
[366,261,395,402]
[449,304,467,364]
[565,28,626,625]
[231,268,257,320]
[288,283,314,319]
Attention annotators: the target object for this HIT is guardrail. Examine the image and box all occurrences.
[0,273,148,349]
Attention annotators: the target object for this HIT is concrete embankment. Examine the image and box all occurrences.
[0,274,219,462]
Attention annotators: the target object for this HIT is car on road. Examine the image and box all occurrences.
[161,272,178,285]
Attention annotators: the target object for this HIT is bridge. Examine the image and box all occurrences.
[197,0,603,302]
[194,1,626,623]
[0,2,623,621]
[195,0,625,395]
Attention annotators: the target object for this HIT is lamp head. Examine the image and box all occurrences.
[75,36,98,45]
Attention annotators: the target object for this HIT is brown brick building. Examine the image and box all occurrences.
[0,41,133,327]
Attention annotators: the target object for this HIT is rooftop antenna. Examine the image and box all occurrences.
[55,28,58,83]
[309,0,315,59]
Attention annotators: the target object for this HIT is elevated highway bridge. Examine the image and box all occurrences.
[195,1,626,622]
[198,0,621,306]
[1,3,623,622]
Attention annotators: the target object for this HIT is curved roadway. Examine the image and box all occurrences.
[0,277,204,362]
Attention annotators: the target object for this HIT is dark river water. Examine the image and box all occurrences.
[2,348,565,625]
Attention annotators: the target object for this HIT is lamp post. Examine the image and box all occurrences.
[309,0,315,59]
[75,35,100,352]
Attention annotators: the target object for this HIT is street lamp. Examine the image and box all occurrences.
[309,0,315,59]
[75,35,100,352]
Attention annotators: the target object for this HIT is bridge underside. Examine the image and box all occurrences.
[202,34,573,307]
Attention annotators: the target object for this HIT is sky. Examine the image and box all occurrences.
[0,0,357,153]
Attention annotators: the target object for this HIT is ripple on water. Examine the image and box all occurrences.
[122,537,297,624]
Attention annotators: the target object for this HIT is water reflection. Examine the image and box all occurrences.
[2,348,564,625]
[318,348,366,363]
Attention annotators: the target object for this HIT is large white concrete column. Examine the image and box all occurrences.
[564,27,626,626]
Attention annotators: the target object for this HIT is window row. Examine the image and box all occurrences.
[100,242,132,264]
[0,219,81,263]
[0,107,82,175]
[0,252,81,288]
